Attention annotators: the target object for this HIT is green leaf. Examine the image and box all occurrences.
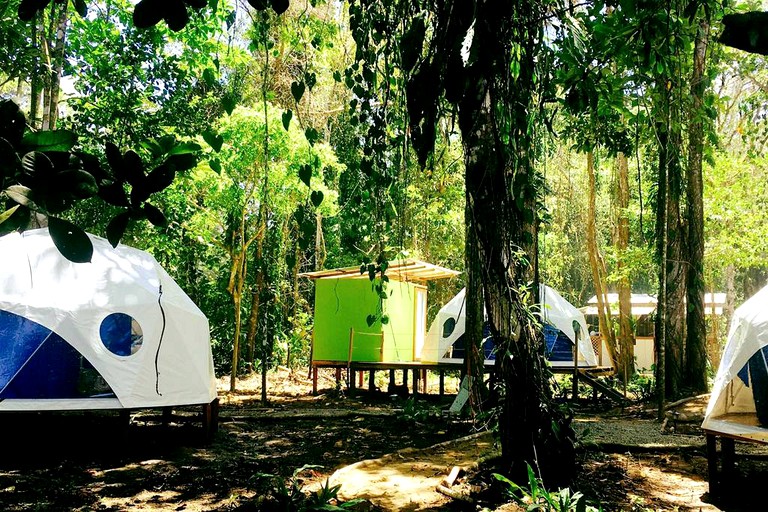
[167,142,202,155]
[291,81,306,103]
[48,217,93,263]
[106,210,131,248]
[299,164,312,187]
[209,158,222,174]
[165,153,198,172]
[305,127,320,146]
[21,151,54,179]
[222,96,237,115]
[380,315,389,325]
[333,70,342,82]
[203,68,217,88]
[305,72,317,91]
[310,190,324,208]
[98,182,130,207]
[120,150,146,186]
[366,314,376,327]
[145,164,176,193]
[5,185,39,210]
[21,130,77,153]
[0,205,20,226]
[54,170,98,199]
[143,202,168,227]
[133,0,164,28]
[73,0,87,16]
[203,130,224,152]
[282,110,293,131]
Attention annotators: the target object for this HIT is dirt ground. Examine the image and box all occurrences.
[1,369,767,511]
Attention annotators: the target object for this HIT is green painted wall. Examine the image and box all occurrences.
[312,278,417,363]
[382,281,416,361]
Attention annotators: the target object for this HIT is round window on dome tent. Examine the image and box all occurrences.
[100,313,143,356]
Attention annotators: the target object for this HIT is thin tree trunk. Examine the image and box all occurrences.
[586,151,619,369]
[615,152,635,381]
[465,183,485,417]
[229,250,246,392]
[29,15,42,128]
[685,18,709,393]
[46,0,68,130]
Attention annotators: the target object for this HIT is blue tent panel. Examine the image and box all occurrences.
[0,309,115,399]
[544,324,574,361]
[746,346,768,426]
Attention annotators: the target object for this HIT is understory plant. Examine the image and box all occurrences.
[493,464,601,511]
[254,465,364,511]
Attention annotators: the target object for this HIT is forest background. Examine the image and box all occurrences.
[2,0,768,411]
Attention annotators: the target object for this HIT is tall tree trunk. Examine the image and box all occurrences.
[245,213,267,369]
[458,0,574,480]
[229,250,246,392]
[684,18,709,393]
[46,0,68,130]
[665,127,686,399]
[29,15,42,128]
[586,151,619,369]
[615,152,635,381]
[465,184,485,417]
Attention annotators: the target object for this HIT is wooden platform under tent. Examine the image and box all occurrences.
[309,359,615,398]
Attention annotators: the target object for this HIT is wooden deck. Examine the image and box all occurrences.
[310,359,614,396]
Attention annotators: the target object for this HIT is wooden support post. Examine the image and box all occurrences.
[368,370,376,392]
[335,368,341,383]
[350,369,356,391]
[706,434,719,498]
[412,368,419,395]
[722,437,736,489]
[439,370,445,396]
[347,328,354,389]
[358,370,364,388]
[162,406,172,428]
[403,369,408,388]
[202,398,219,442]
[312,367,318,396]
[389,369,395,392]
[572,344,579,401]
[422,369,428,393]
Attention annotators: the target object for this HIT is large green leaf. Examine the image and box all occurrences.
[48,217,93,263]
[282,110,293,131]
[167,142,202,155]
[54,170,99,200]
[310,190,324,208]
[202,130,224,152]
[106,210,131,248]
[5,185,39,210]
[143,203,168,227]
[291,81,306,103]
[98,182,130,207]
[165,153,198,172]
[21,130,77,153]
[21,151,54,180]
[145,164,176,193]
[0,205,20,226]
[298,164,312,187]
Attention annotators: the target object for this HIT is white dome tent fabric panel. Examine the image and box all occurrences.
[421,284,597,366]
[0,229,216,410]
[703,285,768,441]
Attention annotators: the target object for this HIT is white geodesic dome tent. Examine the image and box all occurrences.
[0,228,216,411]
[703,285,768,441]
[420,284,597,366]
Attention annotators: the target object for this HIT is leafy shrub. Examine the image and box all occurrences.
[493,464,601,511]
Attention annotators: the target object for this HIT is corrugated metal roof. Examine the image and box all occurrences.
[299,258,461,283]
